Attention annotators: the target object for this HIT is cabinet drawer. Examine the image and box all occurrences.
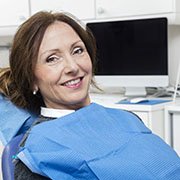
[0,0,29,26]
[172,113,180,156]
[96,0,173,19]
[30,0,95,20]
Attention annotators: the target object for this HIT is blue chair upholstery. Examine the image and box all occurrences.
[1,134,24,180]
[0,94,37,145]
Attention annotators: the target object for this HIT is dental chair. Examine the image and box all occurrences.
[1,134,24,180]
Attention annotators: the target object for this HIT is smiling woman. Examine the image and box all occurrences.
[0,11,180,180]
[0,11,97,179]
[34,21,93,110]
[0,11,97,114]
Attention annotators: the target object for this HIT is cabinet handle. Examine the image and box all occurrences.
[19,15,26,22]
[97,7,105,15]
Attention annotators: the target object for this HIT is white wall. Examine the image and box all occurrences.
[0,36,11,68]
[0,49,9,68]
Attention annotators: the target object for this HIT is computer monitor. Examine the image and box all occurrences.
[87,18,168,96]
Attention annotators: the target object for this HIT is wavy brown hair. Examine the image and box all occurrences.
[0,11,97,113]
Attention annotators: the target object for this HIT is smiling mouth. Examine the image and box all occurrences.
[62,77,83,87]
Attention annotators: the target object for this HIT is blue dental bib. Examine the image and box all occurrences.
[17,103,180,180]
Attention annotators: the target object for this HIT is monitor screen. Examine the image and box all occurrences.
[87,18,168,96]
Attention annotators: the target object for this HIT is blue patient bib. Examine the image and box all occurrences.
[17,103,180,180]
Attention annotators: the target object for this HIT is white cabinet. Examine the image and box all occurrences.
[29,0,180,24]
[96,0,173,18]
[165,104,180,156]
[96,0,180,24]
[0,0,180,36]
[30,0,95,20]
[0,0,29,36]
[0,0,29,26]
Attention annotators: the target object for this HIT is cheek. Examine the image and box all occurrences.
[34,67,47,83]
[34,66,60,86]
[81,56,93,73]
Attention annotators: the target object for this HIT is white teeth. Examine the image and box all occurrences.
[64,78,80,86]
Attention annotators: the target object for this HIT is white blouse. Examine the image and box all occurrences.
[40,107,74,118]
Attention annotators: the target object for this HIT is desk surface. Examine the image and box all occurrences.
[90,93,174,111]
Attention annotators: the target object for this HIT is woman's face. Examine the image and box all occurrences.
[34,21,92,110]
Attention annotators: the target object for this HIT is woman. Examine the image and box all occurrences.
[0,11,180,180]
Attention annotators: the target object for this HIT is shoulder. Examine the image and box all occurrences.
[100,104,151,133]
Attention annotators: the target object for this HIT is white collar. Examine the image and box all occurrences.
[41,107,75,118]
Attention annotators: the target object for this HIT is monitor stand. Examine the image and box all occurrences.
[125,87,147,97]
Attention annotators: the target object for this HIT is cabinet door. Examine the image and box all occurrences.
[172,113,180,156]
[96,0,173,19]
[30,0,95,20]
[0,0,29,26]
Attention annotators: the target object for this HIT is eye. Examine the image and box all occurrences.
[46,55,62,63]
[73,47,84,55]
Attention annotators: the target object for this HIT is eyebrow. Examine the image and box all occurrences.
[39,40,84,58]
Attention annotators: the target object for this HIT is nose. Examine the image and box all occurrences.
[64,54,79,74]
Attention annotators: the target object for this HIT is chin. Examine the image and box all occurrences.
[68,94,90,107]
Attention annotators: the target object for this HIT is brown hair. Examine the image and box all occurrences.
[0,11,97,113]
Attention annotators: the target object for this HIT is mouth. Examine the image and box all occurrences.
[62,77,83,88]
